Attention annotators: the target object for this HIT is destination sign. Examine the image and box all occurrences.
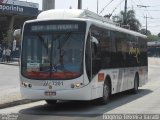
[31,24,79,32]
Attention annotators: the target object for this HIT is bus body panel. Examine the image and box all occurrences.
[20,75,85,91]
[20,83,92,100]
[20,66,147,100]
[89,66,147,95]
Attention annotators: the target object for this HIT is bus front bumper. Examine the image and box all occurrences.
[20,85,92,101]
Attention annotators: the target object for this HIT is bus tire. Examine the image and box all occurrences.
[131,74,139,94]
[45,100,57,104]
[98,80,110,105]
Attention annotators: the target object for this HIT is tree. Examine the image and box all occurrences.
[147,35,160,41]
[112,10,141,32]
[140,29,151,35]
[158,33,160,37]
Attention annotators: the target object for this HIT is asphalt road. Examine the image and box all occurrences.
[0,64,160,120]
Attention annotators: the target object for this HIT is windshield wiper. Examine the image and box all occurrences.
[57,32,72,67]
[37,34,47,48]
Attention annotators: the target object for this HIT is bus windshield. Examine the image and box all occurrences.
[21,21,86,80]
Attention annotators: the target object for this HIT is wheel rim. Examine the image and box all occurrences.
[103,83,109,99]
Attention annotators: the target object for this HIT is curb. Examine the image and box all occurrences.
[0,99,39,109]
[0,62,19,66]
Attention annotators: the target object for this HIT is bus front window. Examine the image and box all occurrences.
[51,33,84,79]
[21,22,86,80]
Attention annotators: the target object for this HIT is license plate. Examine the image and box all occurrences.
[44,91,56,96]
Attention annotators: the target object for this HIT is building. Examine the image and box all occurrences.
[148,41,160,57]
[0,0,39,46]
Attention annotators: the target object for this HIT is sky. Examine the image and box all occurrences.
[22,0,160,35]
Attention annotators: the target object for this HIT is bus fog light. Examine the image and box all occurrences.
[28,84,32,88]
[71,84,75,88]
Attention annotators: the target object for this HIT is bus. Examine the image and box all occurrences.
[20,9,148,105]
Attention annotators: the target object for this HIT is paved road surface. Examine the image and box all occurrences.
[0,64,21,104]
[0,64,160,120]
[0,64,19,87]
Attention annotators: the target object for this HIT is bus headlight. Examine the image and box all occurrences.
[71,83,83,88]
[21,82,32,88]
[75,83,81,87]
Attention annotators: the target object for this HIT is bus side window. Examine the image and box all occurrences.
[91,36,101,76]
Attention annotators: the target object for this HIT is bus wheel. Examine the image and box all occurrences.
[131,74,139,94]
[98,81,110,105]
[45,100,57,105]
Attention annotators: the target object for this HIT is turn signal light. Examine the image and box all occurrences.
[98,73,105,82]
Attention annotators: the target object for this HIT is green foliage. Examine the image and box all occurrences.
[140,29,151,35]
[113,10,141,32]
[147,35,160,41]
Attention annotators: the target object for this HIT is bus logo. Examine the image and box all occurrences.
[129,47,140,63]
[49,85,52,89]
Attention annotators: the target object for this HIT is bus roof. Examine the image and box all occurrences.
[37,9,118,25]
[35,9,146,38]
